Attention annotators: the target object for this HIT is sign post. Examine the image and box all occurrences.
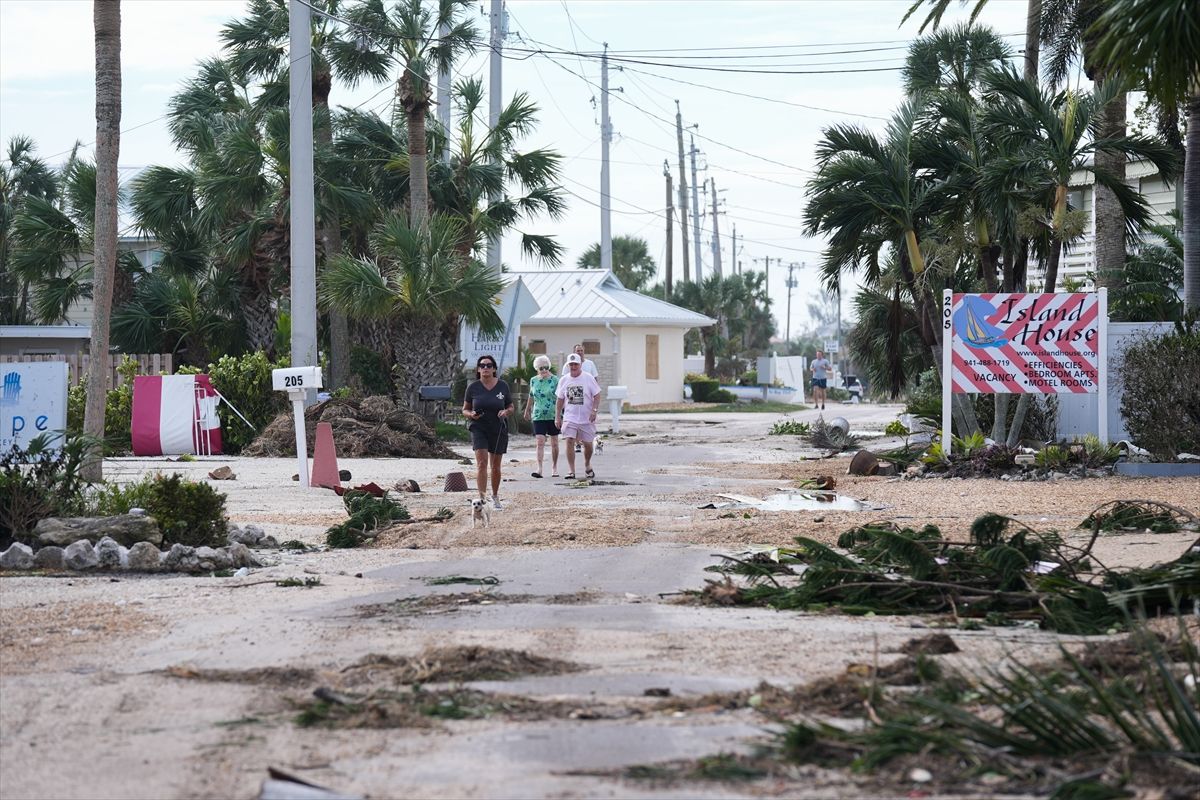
[272,366,322,487]
[941,291,1108,452]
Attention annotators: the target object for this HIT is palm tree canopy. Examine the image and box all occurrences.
[903,23,1013,97]
[1090,0,1200,107]
[577,235,658,291]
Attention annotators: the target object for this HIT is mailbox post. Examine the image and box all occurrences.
[606,385,628,433]
[272,366,322,487]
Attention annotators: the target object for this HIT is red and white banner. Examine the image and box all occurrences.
[131,374,223,456]
[945,292,1102,394]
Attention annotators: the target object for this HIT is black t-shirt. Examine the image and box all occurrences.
[464,379,512,428]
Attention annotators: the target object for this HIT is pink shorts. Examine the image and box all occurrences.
[560,421,596,443]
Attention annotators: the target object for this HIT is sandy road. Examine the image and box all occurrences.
[1,403,1196,799]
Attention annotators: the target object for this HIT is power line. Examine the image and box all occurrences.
[574,33,1024,53]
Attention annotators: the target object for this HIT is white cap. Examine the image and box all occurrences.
[566,353,582,365]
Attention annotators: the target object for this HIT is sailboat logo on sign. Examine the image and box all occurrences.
[953,296,1009,348]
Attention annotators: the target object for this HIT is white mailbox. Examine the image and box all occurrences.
[272,366,322,393]
[606,385,629,401]
[272,366,322,489]
[606,385,628,434]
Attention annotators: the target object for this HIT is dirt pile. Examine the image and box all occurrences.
[242,396,457,459]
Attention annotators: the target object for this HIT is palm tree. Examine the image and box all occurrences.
[84,0,122,481]
[672,273,765,376]
[319,212,502,408]
[577,235,657,291]
[981,66,1179,292]
[0,136,59,324]
[347,0,479,226]
[1089,0,1200,313]
[220,0,392,387]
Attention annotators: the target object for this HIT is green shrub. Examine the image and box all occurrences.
[689,376,720,402]
[1119,327,1200,459]
[0,432,96,546]
[709,388,737,404]
[770,420,811,436]
[187,352,289,454]
[326,491,409,548]
[349,345,393,397]
[434,421,471,442]
[92,473,228,547]
[66,357,138,453]
[1035,444,1069,470]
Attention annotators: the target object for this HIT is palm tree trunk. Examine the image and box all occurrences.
[1184,91,1200,314]
[313,95,350,390]
[83,0,121,482]
[1044,235,1064,292]
[404,75,430,227]
[243,290,276,355]
[1094,85,1129,293]
[392,313,456,411]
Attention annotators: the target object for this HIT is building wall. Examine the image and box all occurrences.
[616,325,687,406]
[0,336,90,357]
[519,323,620,385]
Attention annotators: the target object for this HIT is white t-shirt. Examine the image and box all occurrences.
[556,371,602,425]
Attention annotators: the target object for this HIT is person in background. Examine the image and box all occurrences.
[524,355,560,478]
[810,349,831,411]
[462,355,514,509]
[571,343,600,381]
[555,353,602,480]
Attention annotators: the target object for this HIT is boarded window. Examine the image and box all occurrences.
[645,334,659,380]
[529,339,547,354]
[582,339,601,355]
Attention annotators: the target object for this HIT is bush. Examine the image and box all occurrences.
[187,352,289,454]
[66,357,138,453]
[0,432,95,546]
[1119,327,1200,459]
[349,345,393,397]
[770,420,811,436]
[688,376,720,402]
[92,472,228,547]
[710,388,737,404]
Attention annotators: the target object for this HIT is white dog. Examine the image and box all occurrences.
[471,497,491,528]
[595,438,604,454]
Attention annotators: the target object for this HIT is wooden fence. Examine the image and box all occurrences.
[0,353,173,390]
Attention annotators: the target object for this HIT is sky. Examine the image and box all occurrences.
[0,0,1035,337]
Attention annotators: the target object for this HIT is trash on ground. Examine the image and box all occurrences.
[208,466,236,480]
[259,767,363,800]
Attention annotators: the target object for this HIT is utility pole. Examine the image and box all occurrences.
[600,43,612,271]
[674,101,690,283]
[289,0,317,390]
[663,160,673,298]
[486,0,504,275]
[710,178,723,278]
[785,262,799,343]
[436,19,451,162]
[688,133,702,281]
[731,223,737,274]
[836,282,843,379]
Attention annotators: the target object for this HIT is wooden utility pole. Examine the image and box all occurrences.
[663,160,674,298]
[710,177,723,278]
[674,101,690,283]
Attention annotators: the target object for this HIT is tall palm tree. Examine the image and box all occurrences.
[0,136,59,324]
[577,235,658,291]
[347,0,479,226]
[84,0,122,482]
[672,273,765,376]
[319,212,502,408]
[981,66,1179,292]
[1090,0,1200,313]
[220,0,392,387]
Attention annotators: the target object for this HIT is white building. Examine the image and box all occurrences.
[510,269,714,406]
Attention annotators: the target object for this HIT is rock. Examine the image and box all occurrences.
[232,566,250,578]
[908,768,933,783]
[396,479,421,493]
[339,469,352,481]
[194,547,222,570]
[208,466,236,480]
[33,546,65,570]
[259,536,279,549]
[63,540,100,571]
[228,524,267,547]
[35,514,162,548]
[95,537,126,569]
[226,542,262,569]
[127,542,162,571]
[162,543,200,573]
[0,542,35,570]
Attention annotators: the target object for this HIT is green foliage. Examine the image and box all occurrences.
[1076,434,1120,468]
[275,576,322,588]
[434,421,471,442]
[770,420,812,436]
[953,431,987,457]
[709,388,737,404]
[1036,444,1070,470]
[688,376,721,403]
[93,472,228,547]
[325,490,410,548]
[0,432,96,546]
[884,420,911,438]
[349,345,393,397]
[577,235,658,291]
[1119,328,1200,459]
[806,419,859,451]
[199,351,290,454]
[66,357,139,453]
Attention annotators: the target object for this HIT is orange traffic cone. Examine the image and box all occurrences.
[310,422,341,490]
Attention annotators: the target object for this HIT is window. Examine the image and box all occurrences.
[645,334,659,380]
[529,339,547,355]
[582,339,601,355]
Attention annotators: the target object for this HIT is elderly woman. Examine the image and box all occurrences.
[523,355,560,478]
[462,355,514,509]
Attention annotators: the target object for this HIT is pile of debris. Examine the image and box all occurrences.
[243,395,457,459]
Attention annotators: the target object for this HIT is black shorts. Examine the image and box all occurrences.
[531,419,560,437]
[470,421,509,454]
[812,378,828,389]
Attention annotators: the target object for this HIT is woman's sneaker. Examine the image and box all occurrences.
[492,497,502,510]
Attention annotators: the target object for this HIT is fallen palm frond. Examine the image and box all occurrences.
[781,621,1200,796]
[1083,500,1198,534]
[805,419,859,451]
[699,510,1200,633]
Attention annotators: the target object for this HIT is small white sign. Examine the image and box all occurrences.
[0,362,69,452]
[823,340,840,354]
[271,366,322,392]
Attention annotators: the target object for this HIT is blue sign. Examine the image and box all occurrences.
[0,362,69,451]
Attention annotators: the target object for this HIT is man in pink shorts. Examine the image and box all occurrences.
[555,352,602,480]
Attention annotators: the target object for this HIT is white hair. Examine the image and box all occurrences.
[533,355,551,369]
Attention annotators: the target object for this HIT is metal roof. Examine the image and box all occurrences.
[509,269,715,328]
[1,325,91,339]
